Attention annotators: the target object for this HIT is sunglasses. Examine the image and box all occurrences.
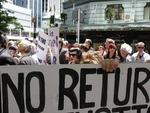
[109,46,115,49]
[69,54,77,57]
[138,47,144,49]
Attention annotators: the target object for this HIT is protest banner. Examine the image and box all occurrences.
[48,27,59,64]
[0,63,150,113]
[37,31,49,64]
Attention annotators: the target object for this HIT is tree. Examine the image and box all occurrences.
[0,0,23,33]
[60,13,67,24]
[105,7,114,20]
[12,19,24,31]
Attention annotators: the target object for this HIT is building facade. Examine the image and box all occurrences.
[42,0,62,29]
[3,2,32,37]
[13,0,42,29]
[61,0,150,51]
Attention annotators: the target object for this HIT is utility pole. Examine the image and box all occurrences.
[33,0,36,40]
[77,8,80,44]
[72,8,84,44]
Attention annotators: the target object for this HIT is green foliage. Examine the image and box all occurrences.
[0,0,23,33]
[105,7,113,20]
[12,19,24,31]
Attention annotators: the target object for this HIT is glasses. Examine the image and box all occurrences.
[109,46,115,49]
[69,54,77,57]
[138,47,144,49]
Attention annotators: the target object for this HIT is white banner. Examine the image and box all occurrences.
[0,63,150,113]
[37,31,49,64]
[48,27,59,64]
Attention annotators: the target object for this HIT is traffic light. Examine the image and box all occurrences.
[31,18,35,23]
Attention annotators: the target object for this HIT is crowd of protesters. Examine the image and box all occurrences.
[59,37,150,64]
[2,31,150,71]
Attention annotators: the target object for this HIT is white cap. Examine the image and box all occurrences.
[120,43,132,54]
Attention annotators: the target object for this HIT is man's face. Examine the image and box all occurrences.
[18,43,25,53]
[137,44,144,53]
[120,49,127,57]
[9,50,17,56]
[69,51,79,64]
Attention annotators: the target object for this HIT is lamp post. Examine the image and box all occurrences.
[72,8,84,44]
[31,17,36,39]
[33,19,36,39]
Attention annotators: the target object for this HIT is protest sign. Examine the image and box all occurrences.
[0,63,150,113]
[48,27,59,64]
[37,31,49,64]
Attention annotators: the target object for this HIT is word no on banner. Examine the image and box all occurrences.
[0,63,150,113]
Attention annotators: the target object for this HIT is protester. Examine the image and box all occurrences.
[97,45,104,56]
[8,45,20,64]
[104,43,118,59]
[18,40,35,65]
[84,38,93,50]
[103,38,115,56]
[30,42,40,65]
[132,42,150,62]
[78,43,89,52]
[0,34,7,55]
[119,43,132,62]
[68,47,82,64]
[0,35,17,65]
[81,50,104,64]
[59,38,69,64]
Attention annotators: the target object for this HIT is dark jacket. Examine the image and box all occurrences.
[18,54,35,65]
[0,50,17,65]
[59,48,68,64]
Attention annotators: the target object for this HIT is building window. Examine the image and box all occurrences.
[42,0,44,12]
[144,2,150,19]
[105,4,124,20]
[46,0,48,12]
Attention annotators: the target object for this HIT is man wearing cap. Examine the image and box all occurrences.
[8,45,20,64]
[0,35,18,65]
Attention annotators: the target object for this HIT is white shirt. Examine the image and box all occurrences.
[132,51,150,62]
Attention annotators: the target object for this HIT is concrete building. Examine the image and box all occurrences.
[3,2,32,37]
[13,0,42,30]
[61,0,150,51]
[42,0,62,29]
[10,0,62,34]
